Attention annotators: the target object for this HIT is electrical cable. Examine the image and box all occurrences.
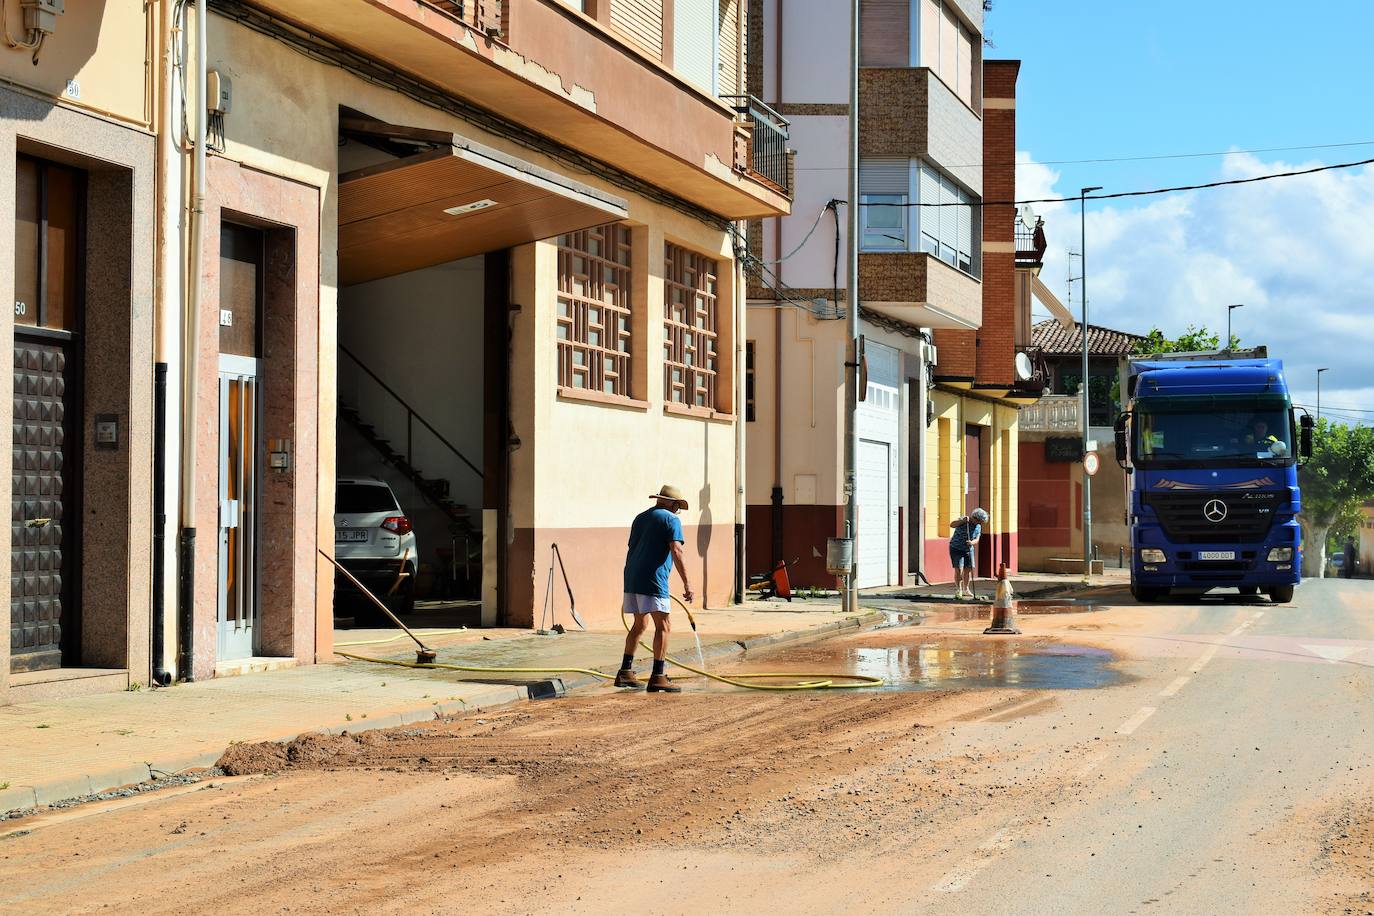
[795,139,1374,171]
[755,199,841,264]
[860,156,1374,209]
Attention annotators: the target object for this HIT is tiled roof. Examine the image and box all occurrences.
[1032,320,1147,356]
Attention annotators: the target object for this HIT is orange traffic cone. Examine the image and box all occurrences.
[983,564,1021,635]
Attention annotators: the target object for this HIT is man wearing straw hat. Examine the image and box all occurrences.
[615,485,694,693]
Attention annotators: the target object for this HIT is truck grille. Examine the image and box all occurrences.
[1142,491,1281,544]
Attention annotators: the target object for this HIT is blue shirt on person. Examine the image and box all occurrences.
[624,507,684,598]
[950,520,981,554]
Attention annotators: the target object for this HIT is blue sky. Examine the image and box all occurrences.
[983,1,1374,423]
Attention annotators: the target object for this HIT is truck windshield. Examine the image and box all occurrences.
[1134,397,1294,468]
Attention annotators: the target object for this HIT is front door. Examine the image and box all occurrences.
[218,356,260,660]
[11,156,83,673]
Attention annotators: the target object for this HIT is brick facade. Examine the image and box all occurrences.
[975,60,1020,388]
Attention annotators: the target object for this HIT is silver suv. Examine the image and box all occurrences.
[334,477,418,614]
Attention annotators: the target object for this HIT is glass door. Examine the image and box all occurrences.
[218,355,260,660]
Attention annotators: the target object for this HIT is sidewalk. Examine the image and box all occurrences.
[0,604,875,815]
[874,568,1132,602]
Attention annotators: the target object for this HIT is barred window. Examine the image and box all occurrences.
[663,243,719,408]
[557,224,633,396]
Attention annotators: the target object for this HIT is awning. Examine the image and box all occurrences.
[339,126,629,286]
[1032,274,1076,330]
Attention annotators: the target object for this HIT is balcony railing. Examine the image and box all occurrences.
[424,0,504,34]
[722,96,791,193]
[1019,394,1081,432]
[1015,215,1047,267]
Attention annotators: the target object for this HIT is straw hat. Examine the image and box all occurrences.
[649,484,689,511]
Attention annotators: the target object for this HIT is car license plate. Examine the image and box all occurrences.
[335,528,369,543]
[1199,550,1235,560]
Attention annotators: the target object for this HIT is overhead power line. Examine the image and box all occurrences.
[794,139,1374,171]
[867,156,1374,208]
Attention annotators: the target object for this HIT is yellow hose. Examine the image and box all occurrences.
[335,595,883,691]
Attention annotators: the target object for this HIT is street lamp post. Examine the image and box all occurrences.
[1080,186,1102,583]
[1317,367,1329,424]
[842,0,861,615]
[1226,304,1243,351]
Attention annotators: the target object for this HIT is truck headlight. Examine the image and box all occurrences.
[1139,549,1166,564]
[1267,547,1293,562]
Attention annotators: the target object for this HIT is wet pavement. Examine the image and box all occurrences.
[709,629,1125,691]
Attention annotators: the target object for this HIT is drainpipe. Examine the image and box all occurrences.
[769,0,784,568]
[177,0,208,681]
[733,229,746,603]
[149,0,176,688]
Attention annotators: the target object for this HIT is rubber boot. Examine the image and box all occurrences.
[614,669,644,689]
[646,673,681,693]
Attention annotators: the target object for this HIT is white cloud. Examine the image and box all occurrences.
[1020,150,1374,424]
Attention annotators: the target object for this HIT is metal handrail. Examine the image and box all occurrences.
[720,94,792,193]
[339,345,482,481]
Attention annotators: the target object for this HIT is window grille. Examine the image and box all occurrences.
[557,224,633,396]
[664,243,720,408]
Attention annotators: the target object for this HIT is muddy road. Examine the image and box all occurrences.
[3,578,1373,914]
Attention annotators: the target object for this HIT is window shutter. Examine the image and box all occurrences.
[939,173,958,254]
[860,0,909,67]
[918,162,940,243]
[612,0,665,60]
[957,186,972,259]
[675,0,717,92]
[859,158,909,196]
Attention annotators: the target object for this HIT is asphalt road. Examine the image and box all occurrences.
[2,577,1371,915]
[905,575,1374,914]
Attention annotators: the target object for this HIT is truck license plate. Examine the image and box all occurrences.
[1199,550,1235,560]
[335,528,369,543]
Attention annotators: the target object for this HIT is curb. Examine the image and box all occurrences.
[2,612,887,817]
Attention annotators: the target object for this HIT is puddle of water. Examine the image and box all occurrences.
[711,635,1121,692]
[946,602,1102,621]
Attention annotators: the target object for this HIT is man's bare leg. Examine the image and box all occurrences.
[647,611,680,692]
[615,613,649,688]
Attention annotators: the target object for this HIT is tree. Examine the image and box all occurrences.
[1298,420,1374,577]
[1134,324,1242,355]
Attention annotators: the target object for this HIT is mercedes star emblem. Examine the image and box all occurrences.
[1203,499,1228,523]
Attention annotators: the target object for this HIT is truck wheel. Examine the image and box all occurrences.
[1267,585,1295,604]
[1131,583,1165,603]
[1238,586,1260,596]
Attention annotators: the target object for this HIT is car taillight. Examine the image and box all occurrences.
[382,516,412,535]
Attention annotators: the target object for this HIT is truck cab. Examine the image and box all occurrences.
[1115,349,1313,603]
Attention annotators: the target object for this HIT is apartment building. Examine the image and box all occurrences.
[746,0,1051,586]
[2,0,789,702]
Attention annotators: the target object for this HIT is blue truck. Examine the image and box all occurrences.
[1113,348,1314,603]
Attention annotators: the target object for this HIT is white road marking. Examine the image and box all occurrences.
[935,825,1022,892]
[1190,644,1220,674]
[1299,644,1362,664]
[1159,675,1191,697]
[933,860,991,893]
[1117,706,1158,736]
[1074,749,1110,780]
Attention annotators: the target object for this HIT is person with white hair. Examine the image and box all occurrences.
[948,508,989,600]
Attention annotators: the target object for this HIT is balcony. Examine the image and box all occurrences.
[859,251,981,330]
[858,68,982,196]
[1015,216,1047,268]
[722,96,791,194]
[223,0,791,218]
[1019,394,1081,433]
[1008,345,1050,397]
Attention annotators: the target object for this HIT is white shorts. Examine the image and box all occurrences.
[622,593,670,614]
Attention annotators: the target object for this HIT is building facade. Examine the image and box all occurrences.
[1017,321,1145,573]
[3,0,789,702]
[744,1,1045,587]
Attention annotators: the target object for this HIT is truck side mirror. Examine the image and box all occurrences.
[1113,413,1131,471]
[1300,414,1314,458]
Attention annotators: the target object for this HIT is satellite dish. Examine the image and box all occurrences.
[1014,351,1035,381]
[1019,204,1038,225]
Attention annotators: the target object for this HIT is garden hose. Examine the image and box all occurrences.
[335,596,882,691]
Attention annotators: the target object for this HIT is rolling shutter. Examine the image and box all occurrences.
[860,0,909,67]
[859,158,909,196]
[612,0,665,60]
[717,0,741,95]
[675,0,717,92]
[918,162,940,247]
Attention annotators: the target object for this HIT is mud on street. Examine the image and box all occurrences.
[4,591,1374,915]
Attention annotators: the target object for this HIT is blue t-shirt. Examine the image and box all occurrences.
[950,520,981,553]
[624,507,684,597]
